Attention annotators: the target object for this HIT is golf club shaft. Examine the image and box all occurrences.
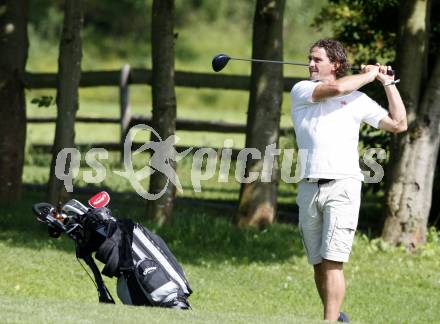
[229,56,394,75]
[229,57,309,67]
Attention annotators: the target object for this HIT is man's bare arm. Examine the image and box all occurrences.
[312,65,378,102]
[377,68,407,134]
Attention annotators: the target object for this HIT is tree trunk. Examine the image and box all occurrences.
[0,0,28,202]
[235,0,285,227]
[47,0,83,205]
[147,0,177,225]
[382,0,434,247]
[383,54,440,247]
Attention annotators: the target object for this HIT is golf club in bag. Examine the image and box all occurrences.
[32,191,192,309]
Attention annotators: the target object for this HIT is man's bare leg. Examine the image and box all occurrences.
[314,259,345,321]
[313,263,324,304]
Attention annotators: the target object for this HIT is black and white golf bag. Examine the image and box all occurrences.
[32,193,192,309]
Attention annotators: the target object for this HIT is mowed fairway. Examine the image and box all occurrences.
[1,192,440,323]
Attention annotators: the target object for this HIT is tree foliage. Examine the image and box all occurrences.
[29,0,149,41]
[313,0,440,66]
[28,0,254,45]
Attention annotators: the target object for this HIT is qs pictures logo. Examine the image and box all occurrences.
[54,125,387,200]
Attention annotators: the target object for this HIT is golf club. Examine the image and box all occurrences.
[212,53,395,76]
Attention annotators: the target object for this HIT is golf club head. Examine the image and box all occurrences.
[88,191,110,209]
[32,202,66,236]
[32,202,56,223]
[212,54,230,72]
[62,199,89,216]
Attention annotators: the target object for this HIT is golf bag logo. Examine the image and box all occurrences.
[114,124,192,200]
[143,266,157,276]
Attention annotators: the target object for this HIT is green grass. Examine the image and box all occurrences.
[1,193,440,323]
[0,295,320,324]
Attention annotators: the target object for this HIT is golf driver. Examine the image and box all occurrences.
[212,53,395,76]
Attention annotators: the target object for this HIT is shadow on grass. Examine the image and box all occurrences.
[0,189,305,265]
[180,183,296,199]
[154,210,305,265]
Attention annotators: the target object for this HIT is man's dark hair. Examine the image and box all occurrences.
[310,39,350,78]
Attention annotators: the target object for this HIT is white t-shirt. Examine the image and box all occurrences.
[290,80,389,181]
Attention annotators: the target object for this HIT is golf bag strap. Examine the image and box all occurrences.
[81,253,115,304]
[96,219,134,278]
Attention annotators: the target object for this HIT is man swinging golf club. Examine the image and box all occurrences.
[291,39,407,322]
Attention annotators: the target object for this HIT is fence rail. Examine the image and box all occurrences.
[27,115,293,136]
[31,143,243,159]
[24,69,302,91]
[26,67,300,157]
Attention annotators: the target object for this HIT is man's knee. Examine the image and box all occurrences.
[321,259,343,271]
[313,260,343,280]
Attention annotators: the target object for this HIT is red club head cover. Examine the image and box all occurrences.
[88,191,110,208]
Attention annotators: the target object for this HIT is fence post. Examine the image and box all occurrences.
[120,64,131,161]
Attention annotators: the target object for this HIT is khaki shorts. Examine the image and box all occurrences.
[296,178,361,265]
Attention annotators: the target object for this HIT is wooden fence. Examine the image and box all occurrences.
[25,65,302,157]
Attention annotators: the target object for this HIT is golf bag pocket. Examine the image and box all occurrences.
[134,258,180,304]
[132,225,192,297]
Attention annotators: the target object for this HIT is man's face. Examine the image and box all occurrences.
[308,47,338,81]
